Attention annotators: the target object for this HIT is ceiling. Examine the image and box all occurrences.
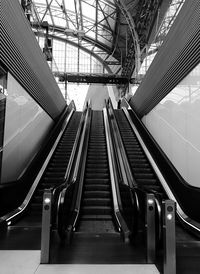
[23,0,163,78]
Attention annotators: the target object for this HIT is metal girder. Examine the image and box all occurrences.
[34,30,113,73]
[114,0,141,78]
[26,0,167,85]
[57,72,129,84]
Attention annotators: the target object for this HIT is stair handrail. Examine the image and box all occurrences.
[0,102,75,227]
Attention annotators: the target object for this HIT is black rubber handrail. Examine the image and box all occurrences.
[103,104,130,241]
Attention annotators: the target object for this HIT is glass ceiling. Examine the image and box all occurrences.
[30,0,121,74]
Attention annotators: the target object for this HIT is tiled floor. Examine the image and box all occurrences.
[0,251,160,274]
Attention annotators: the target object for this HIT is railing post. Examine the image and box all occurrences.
[146,193,156,263]
[163,199,176,274]
[40,189,52,264]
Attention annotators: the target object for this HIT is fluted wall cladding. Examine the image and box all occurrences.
[0,0,66,120]
[130,0,200,117]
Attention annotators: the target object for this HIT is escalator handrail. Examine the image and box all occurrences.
[57,102,92,233]
[51,108,88,226]
[0,103,75,226]
[122,99,200,235]
[103,107,130,239]
[107,98,138,189]
[107,98,164,239]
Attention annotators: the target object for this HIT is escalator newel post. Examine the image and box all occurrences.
[146,193,156,263]
[162,199,176,274]
[40,189,53,264]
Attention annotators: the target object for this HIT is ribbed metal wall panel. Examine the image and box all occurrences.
[0,0,66,120]
[130,0,200,117]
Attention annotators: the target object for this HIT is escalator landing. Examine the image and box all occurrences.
[50,231,146,264]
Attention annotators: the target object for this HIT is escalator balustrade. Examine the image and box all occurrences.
[3,111,82,228]
[30,112,82,219]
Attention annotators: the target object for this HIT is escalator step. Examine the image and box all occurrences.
[129,158,147,164]
[86,163,108,169]
[132,167,152,173]
[84,178,110,184]
[43,177,64,183]
[84,184,110,191]
[136,178,158,185]
[84,190,111,198]
[45,171,65,177]
[85,173,109,179]
[134,173,155,179]
[82,206,112,215]
[128,154,146,159]
[81,214,112,220]
[47,167,67,172]
[85,168,109,174]
[130,163,150,168]
[83,198,111,206]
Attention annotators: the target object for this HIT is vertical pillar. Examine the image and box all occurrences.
[163,200,176,274]
[146,193,156,263]
[40,189,52,264]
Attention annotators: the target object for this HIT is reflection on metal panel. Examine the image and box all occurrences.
[0,93,6,182]
[130,0,200,117]
[0,0,66,119]
[142,62,200,187]
[1,73,54,183]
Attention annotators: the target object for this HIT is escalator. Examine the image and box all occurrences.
[29,111,82,221]
[50,109,145,264]
[112,105,200,274]
[78,111,115,233]
[114,109,164,195]
[0,110,82,249]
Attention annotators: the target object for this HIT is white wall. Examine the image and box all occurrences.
[142,62,200,187]
[1,73,54,183]
[84,84,109,110]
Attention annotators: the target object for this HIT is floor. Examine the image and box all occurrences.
[0,250,160,274]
